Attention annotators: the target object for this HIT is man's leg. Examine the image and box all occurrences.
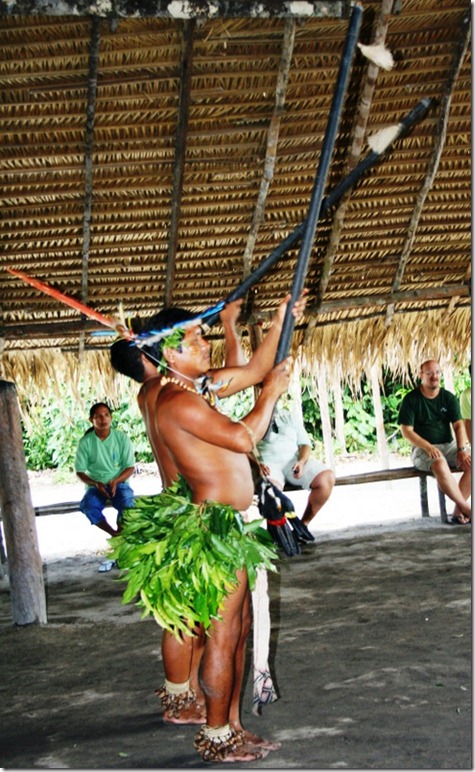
[158,629,206,724]
[111,482,135,531]
[228,589,251,729]
[195,569,268,762]
[431,459,471,521]
[228,590,281,751]
[301,469,336,526]
[79,487,117,536]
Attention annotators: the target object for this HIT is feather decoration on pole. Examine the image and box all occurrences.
[357,42,394,70]
[367,123,403,154]
[274,2,363,364]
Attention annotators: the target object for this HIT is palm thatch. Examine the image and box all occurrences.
[0,0,471,396]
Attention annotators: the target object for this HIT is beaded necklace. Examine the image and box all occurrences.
[161,374,218,407]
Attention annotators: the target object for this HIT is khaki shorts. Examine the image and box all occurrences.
[411,441,468,472]
[265,456,330,489]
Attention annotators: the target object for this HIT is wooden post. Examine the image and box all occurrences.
[370,363,390,469]
[0,381,47,624]
[316,362,334,469]
[442,362,454,394]
[332,379,347,454]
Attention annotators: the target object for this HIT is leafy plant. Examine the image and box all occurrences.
[109,477,278,639]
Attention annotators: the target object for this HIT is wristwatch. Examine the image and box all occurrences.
[457,446,469,452]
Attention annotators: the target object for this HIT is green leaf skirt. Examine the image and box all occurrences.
[108,477,278,639]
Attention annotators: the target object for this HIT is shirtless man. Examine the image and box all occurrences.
[137,302,246,727]
[111,293,306,762]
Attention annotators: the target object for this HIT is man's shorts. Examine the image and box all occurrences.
[265,456,330,489]
[411,440,469,472]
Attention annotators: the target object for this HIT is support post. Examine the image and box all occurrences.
[0,381,47,624]
[419,476,429,517]
[437,486,448,523]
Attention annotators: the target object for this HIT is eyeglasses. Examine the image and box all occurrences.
[421,370,441,376]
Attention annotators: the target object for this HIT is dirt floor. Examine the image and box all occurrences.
[0,516,471,770]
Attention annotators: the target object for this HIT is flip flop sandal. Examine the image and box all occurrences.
[98,560,116,572]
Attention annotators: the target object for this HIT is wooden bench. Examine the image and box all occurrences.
[31,467,453,523]
[284,466,452,524]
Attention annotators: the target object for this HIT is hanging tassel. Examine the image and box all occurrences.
[367,123,403,154]
[357,42,394,71]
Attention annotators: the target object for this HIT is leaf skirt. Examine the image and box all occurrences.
[108,478,278,639]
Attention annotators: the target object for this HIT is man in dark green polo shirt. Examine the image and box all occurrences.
[398,359,471,524]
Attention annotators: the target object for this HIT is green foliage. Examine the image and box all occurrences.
[20,381,153,471]
[342,392,377,452]
[218,387,255,420]
[109,476,277,639]
[19,362,470,470]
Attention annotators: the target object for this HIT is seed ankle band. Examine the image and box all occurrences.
[164,678,190,695]
[202,724,233,742]
[155,681,196,718]
[194,724,242,762]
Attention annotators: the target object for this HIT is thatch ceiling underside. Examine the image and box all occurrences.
[0,0,471,387]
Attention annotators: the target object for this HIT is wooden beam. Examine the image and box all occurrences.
[313,283,470,314]
[79,16,101,358]
[164,20,195,306]
[0,0,345,18]
[385,9,471,326]
[242,18,295,285]
[2,286,469,343]
[314,0,394,310]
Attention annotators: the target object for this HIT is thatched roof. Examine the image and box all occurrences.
[0,0,471,393]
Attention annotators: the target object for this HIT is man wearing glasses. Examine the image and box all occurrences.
[398,359,471,524]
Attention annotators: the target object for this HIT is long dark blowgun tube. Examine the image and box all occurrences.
[203,96,433,333]
[274,2,363,363]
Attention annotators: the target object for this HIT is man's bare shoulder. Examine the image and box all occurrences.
[138,375,163,399]
[136,376,163,419]
[161,381,208,405]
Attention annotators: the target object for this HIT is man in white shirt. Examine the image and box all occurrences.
[257,396,335,530]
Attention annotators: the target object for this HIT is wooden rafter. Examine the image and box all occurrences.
[242,18,295,282]
[2,283,468,342]
[312,0,394,314]
[79,16,101,358]
[385,9,471,326]
[0,0,344,18]
[164,20,195,307]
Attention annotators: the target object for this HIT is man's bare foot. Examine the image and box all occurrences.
[449,512,471,525]
[163,700,206,725]
[195,725,270,763]
[234,727,281,751]
[221,744,269,763]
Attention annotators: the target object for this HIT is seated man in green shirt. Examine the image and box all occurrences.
[75,402,136,541]
[398,359,471,524]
